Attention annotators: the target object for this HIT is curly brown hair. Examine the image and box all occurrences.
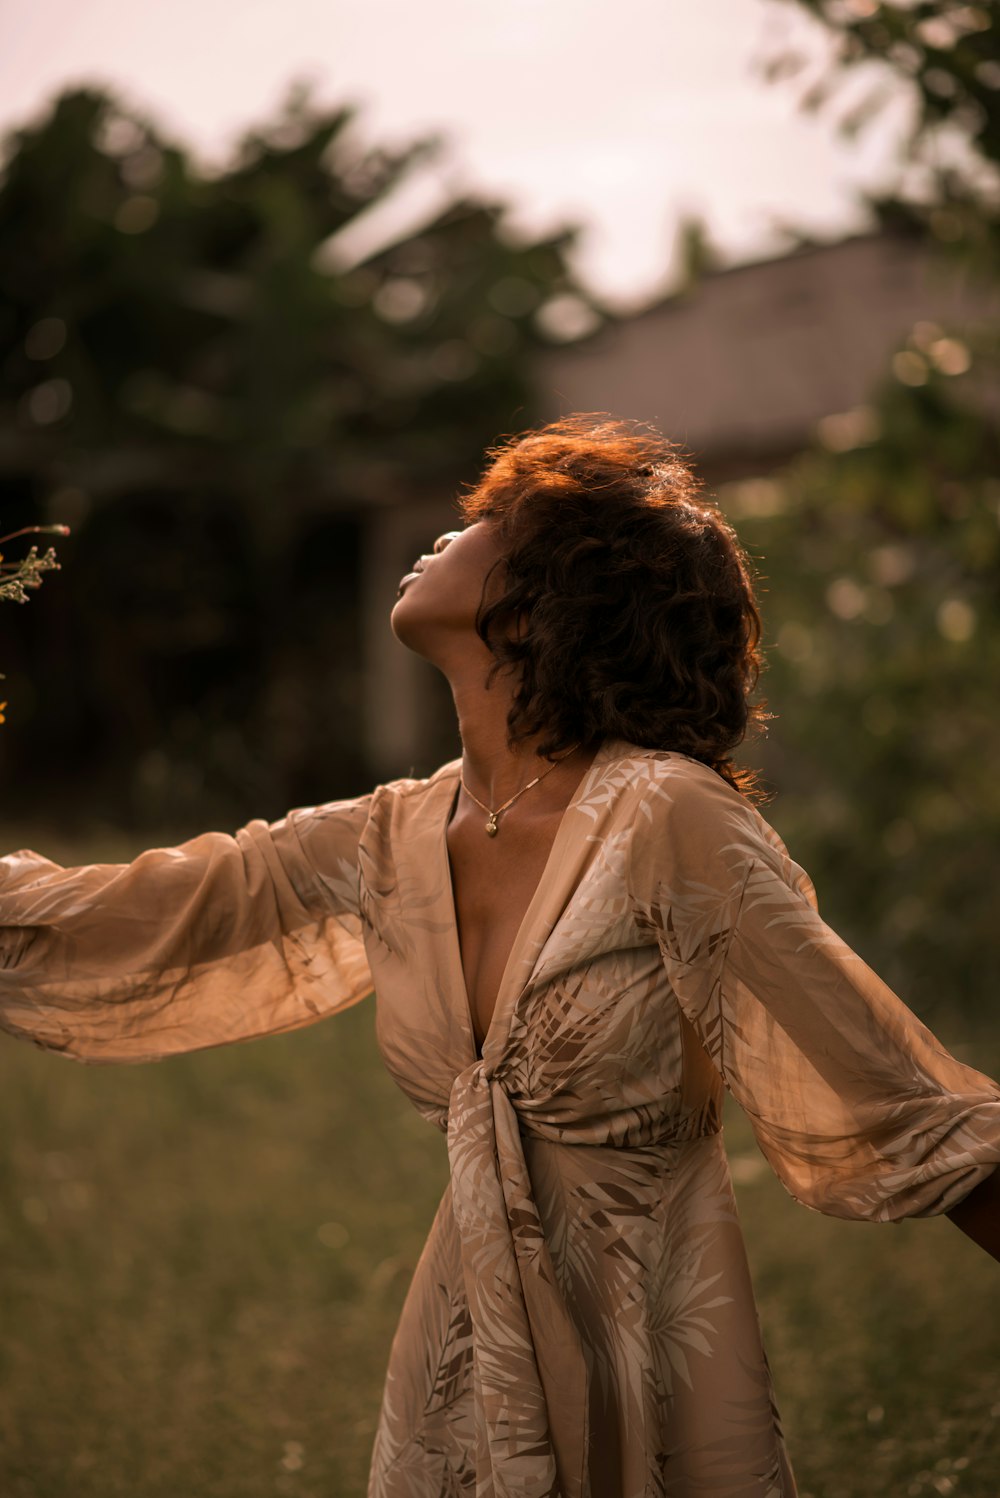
[458,414,769,800]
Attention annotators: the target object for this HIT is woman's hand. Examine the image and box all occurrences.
[946,1167,1000,1262]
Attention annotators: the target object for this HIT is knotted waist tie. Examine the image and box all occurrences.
[447,1060,590,1498]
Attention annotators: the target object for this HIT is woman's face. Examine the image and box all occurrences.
[389,520,508,662]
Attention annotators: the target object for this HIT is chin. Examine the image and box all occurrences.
[389,593,429,655]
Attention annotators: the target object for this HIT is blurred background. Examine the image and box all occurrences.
[1,2,999,1495]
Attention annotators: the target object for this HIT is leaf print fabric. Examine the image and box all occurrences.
[0,796,374,1061]
[2,739,999,1498]
[626,757,1000,1221]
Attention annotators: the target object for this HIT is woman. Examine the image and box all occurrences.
[1,415,998,1498]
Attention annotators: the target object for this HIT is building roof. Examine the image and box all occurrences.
[536,230,998,473]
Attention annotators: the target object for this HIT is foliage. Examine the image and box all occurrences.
[765,1,999,264]
[729,1,1000,1021]
[727,359,1000,1022]
[0,87,599,822]
[0,525,67,605]
[766,1,999,179]
[0,523,68,725]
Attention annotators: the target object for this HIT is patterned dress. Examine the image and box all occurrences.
[2,739,999,1498]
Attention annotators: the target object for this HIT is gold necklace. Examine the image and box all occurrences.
[460,744,581,837]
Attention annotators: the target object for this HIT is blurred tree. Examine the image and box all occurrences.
[764,1,999,271]
[0,87,599,825]
[672,212,725,296]
[734,1,1000,1021]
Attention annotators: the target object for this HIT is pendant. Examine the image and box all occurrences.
[486,814,499,837]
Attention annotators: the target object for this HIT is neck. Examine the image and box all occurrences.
[445,655,586,806]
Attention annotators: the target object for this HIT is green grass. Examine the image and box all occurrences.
[0,999,450,1498]
[1,825,998,1496]
[729,1090,1000,1498]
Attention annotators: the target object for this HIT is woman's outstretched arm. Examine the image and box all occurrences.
[627,757,1000,1231]
[0,795,374,1064]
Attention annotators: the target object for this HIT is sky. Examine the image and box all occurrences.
[0,0,917,308]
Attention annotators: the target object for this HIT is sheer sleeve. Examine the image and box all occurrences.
[0,795,374,1065]
[627,757,1000,1221]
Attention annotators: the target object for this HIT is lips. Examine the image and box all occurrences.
[396,561,424,598]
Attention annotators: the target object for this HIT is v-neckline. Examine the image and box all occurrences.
[438,740,611,1062]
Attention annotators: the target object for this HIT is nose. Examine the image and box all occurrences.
[432,531,462,554]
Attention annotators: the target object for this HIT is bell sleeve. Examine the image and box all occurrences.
[627,758,1000,1221]
[0,795,374,1065]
